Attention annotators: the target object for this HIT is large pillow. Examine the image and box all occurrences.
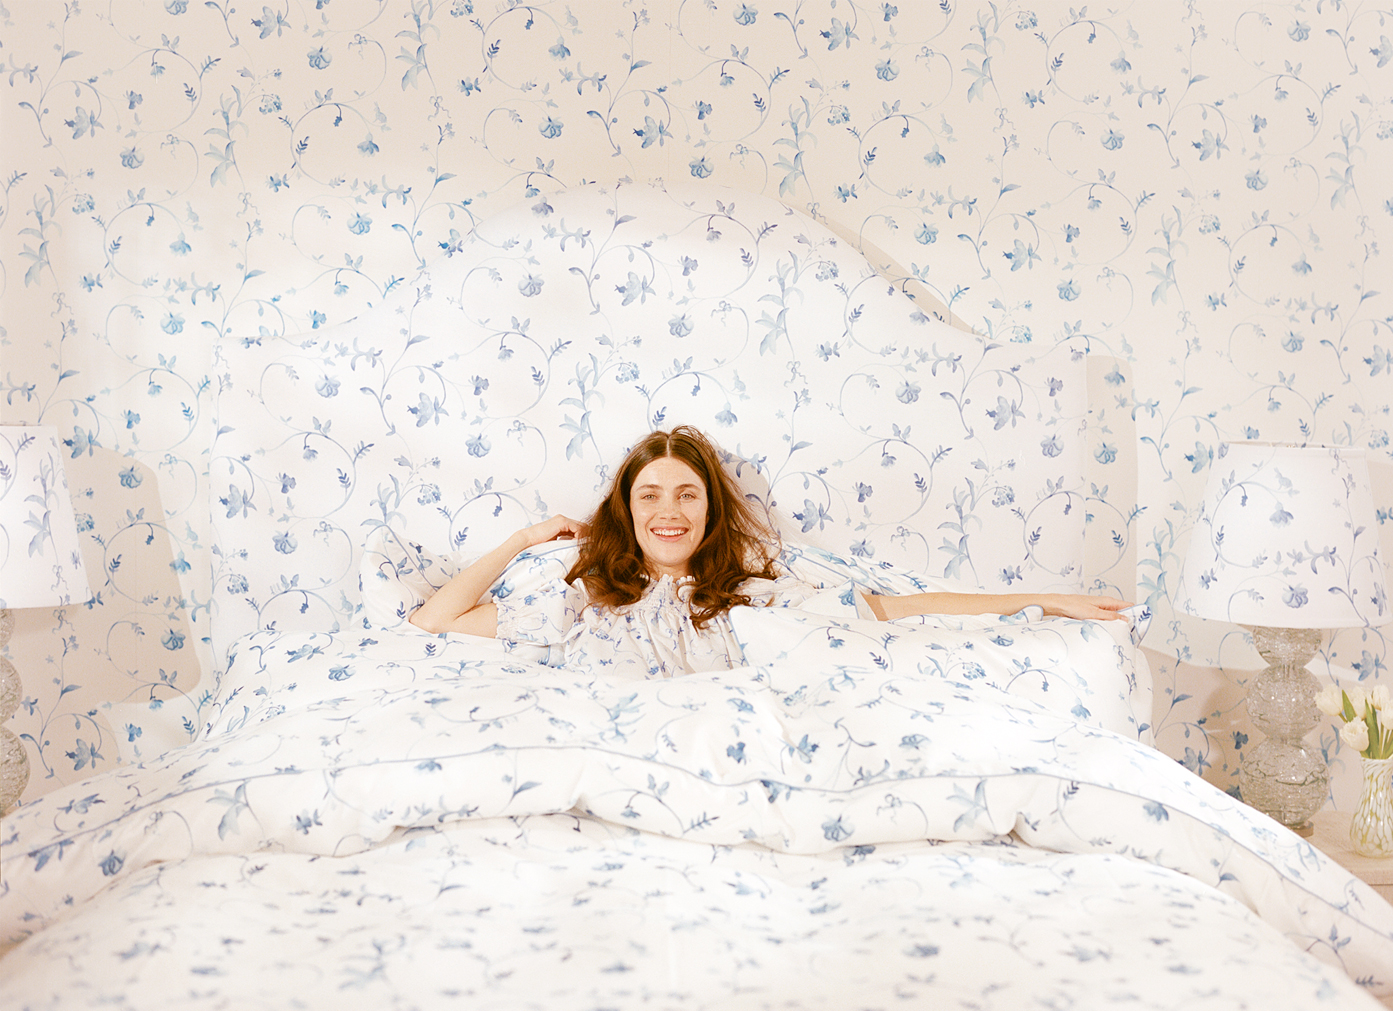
[212,181,1092,672]
[727,606,1153,744]
[198,627,554,739]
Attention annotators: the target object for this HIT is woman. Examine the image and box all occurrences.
[410,426,1131,677]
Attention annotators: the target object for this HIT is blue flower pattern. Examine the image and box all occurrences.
[0,3,1390,994]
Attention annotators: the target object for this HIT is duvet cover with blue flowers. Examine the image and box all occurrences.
[2,623,1390,1009]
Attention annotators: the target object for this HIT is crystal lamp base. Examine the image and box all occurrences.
[1,607,29,814]
[1239,738,1327,828]
[1240,626,1328,833]
[0,725,29,813]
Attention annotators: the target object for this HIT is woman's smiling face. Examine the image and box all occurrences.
[629,455,709,579]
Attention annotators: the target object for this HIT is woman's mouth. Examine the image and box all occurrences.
[650,527,688,539]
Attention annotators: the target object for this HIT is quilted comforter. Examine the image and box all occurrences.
[2,626,1391,1009]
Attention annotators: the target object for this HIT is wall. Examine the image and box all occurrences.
[2,0,1390,808]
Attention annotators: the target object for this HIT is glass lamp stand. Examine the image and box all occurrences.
[1239,626,1328,835]
[0,608,29,814]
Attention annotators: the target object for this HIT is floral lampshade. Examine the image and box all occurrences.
[1174,442,1388,629]
[0,425,91,609]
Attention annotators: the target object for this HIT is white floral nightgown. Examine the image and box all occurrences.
[494,572,866,678]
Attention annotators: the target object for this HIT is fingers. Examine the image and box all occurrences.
[551,515,587,539]
[1046,594,1132,621]
[1086,595,1133,620]
[527,515,587,545]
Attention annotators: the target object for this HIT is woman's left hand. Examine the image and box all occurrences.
[1036,594,1133,621]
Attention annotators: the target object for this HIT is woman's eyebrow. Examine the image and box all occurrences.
[633,482,701,492]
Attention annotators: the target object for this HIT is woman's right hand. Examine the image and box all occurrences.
[520,515,587,549]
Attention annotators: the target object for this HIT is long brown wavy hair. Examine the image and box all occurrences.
[566,426,778,628]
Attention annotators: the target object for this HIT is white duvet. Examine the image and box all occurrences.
[2,625,1390,1009]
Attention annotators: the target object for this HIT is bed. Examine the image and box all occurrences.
[2,181,1390,1009]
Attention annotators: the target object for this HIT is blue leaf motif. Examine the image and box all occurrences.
[30,839,75,872]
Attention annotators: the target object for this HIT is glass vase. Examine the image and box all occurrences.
[1349,756,1393,858]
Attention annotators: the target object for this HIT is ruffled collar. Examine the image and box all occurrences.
[639,573,695,604]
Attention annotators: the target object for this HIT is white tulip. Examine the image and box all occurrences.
[1314,683,1345,717]
[1346,684,1371,718]
[1341,718,1370,753]
[1370,684,1391,711]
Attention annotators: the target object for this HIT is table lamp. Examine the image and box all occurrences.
[0,425,92,813]
[1173,442,1388,833]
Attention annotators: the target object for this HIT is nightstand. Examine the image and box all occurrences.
[1309,809,1393,904]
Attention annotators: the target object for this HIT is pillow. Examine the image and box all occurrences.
[359,526,465,627]
[776,539,964,597]
[727,606,1153,743]
[889,603,1153,646]
[105,694,202,766]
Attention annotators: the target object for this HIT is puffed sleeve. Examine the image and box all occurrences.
[494,575,587,658]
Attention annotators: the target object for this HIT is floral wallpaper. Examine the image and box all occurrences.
[1,0,1391,811]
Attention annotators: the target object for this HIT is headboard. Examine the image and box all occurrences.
[210,181,1092,666]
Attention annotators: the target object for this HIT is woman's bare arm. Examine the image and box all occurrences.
[861,591,1132,623]
[408,515,585,636]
